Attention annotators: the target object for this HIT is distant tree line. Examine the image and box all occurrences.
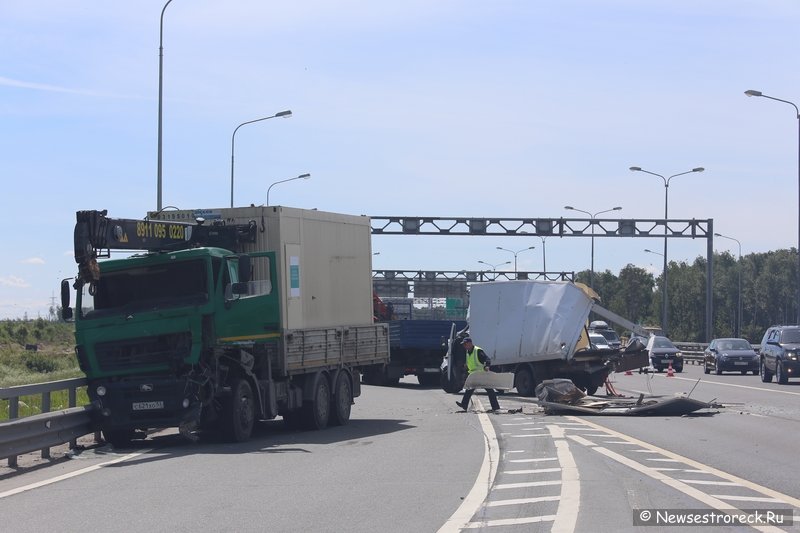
[579,248,798,343]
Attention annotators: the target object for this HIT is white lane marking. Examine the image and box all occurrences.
[567,435,595,447]
[652,468,709,473]
[712,495,785,503]
[504,467,562,475]
[567,416,800,508]
[485,495,560,507]
[437,400,499,533]
[521,427,548,431]
[0,449,151,499]
[649,374,800,397]
[602,440,639,444]
[589,446,783,533]
[506,450,525,454]
[495,480,562,490]
[509,457,558,463]
[631,449,661,453]
[680,479,742,486]
[463,515,557,528]
[549,425,580,533]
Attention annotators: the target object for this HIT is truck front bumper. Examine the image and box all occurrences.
[89,377,202,432]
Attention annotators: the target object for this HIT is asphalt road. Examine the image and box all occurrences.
[2,367,798,532]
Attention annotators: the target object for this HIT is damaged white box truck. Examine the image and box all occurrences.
[440,280,649,396]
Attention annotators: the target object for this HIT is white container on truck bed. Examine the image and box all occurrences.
[468,280,594,365]
[154,205,374,330]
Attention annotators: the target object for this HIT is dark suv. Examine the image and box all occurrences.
[759,325,800,384]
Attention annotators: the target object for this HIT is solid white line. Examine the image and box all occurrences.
[0,449,151,499]
[463,515,557,528]
[509,457,558,463]
[485,495,560,507]
[712,494,785,503]
[650,374,800,396]
[504,467,562,475]
[631,449,661,453]
[679,479,742,486]
[566,416,800,508]
[549,425,580,533]
[505,450,525,454]
[494,480,562,490]
[437,400,499,533]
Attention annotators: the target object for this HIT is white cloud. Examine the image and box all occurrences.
[0,276,30,288]
[20,257,45,265]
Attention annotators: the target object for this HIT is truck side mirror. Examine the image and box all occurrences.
[238,254,251,284]
[60,279,73,320]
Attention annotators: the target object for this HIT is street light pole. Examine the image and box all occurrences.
[266,173,311,206]
[715,233,743,337]
[564,205,622,289]
[630,166,704,335]
[156,0,174,212]
[231,110,292,207]
[496,246,535,274]
[477,260,511,272]
[745,89,800,324]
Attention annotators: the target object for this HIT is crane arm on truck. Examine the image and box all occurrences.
[74,209,257,288]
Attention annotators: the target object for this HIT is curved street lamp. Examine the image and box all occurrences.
[630,166,704,335]
[496,246,535,274]
[563,205,622,289]
[231,110,293,207]
[745,89,800,323]
[715,232,743,337]
[266,173,311,206]
[478,260,511,272]
[156,0,174,212]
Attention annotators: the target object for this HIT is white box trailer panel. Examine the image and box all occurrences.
[468,281,593,365]
[155,206,374,330]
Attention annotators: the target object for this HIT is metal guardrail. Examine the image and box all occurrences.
[0,378,96,467]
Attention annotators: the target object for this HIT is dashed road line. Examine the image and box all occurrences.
[508,457,558,463]
[504,467,562,475]
[494,480,562,490]
[462,515,557,528]
[566,415,800,508]
[712,495,785,503]
[680,479,742,486]
[485,496,560,507]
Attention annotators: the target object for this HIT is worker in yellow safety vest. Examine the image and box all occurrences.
[455,337,501,412]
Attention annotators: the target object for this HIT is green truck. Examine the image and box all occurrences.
[62,206,389,446]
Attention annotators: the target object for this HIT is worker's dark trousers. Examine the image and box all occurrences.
[460,387,500,411]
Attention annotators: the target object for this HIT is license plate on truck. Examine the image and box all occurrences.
[132,401,164,410]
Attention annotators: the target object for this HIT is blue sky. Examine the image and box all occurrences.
[1,1,799,319]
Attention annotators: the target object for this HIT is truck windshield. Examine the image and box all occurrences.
[84,259,208,318]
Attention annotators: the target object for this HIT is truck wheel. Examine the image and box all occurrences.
[303,374,331,430]
[330,373,352,426]
[417,374,439,387]
[514,367,536,397]
[104,429,134,449]
[585,385,598,396]
[222,378,255,442]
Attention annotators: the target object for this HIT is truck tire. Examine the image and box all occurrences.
[417,373,439,387]
[514,366,537,397]
[585,385,598,396]
[303,374,331,430]
[330,372,352,426]
[222,378,255,442]
[104,429,134,449]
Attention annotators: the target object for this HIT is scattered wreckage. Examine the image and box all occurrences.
[534,379,722,416]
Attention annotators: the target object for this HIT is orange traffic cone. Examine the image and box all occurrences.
[666,361,675,377]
